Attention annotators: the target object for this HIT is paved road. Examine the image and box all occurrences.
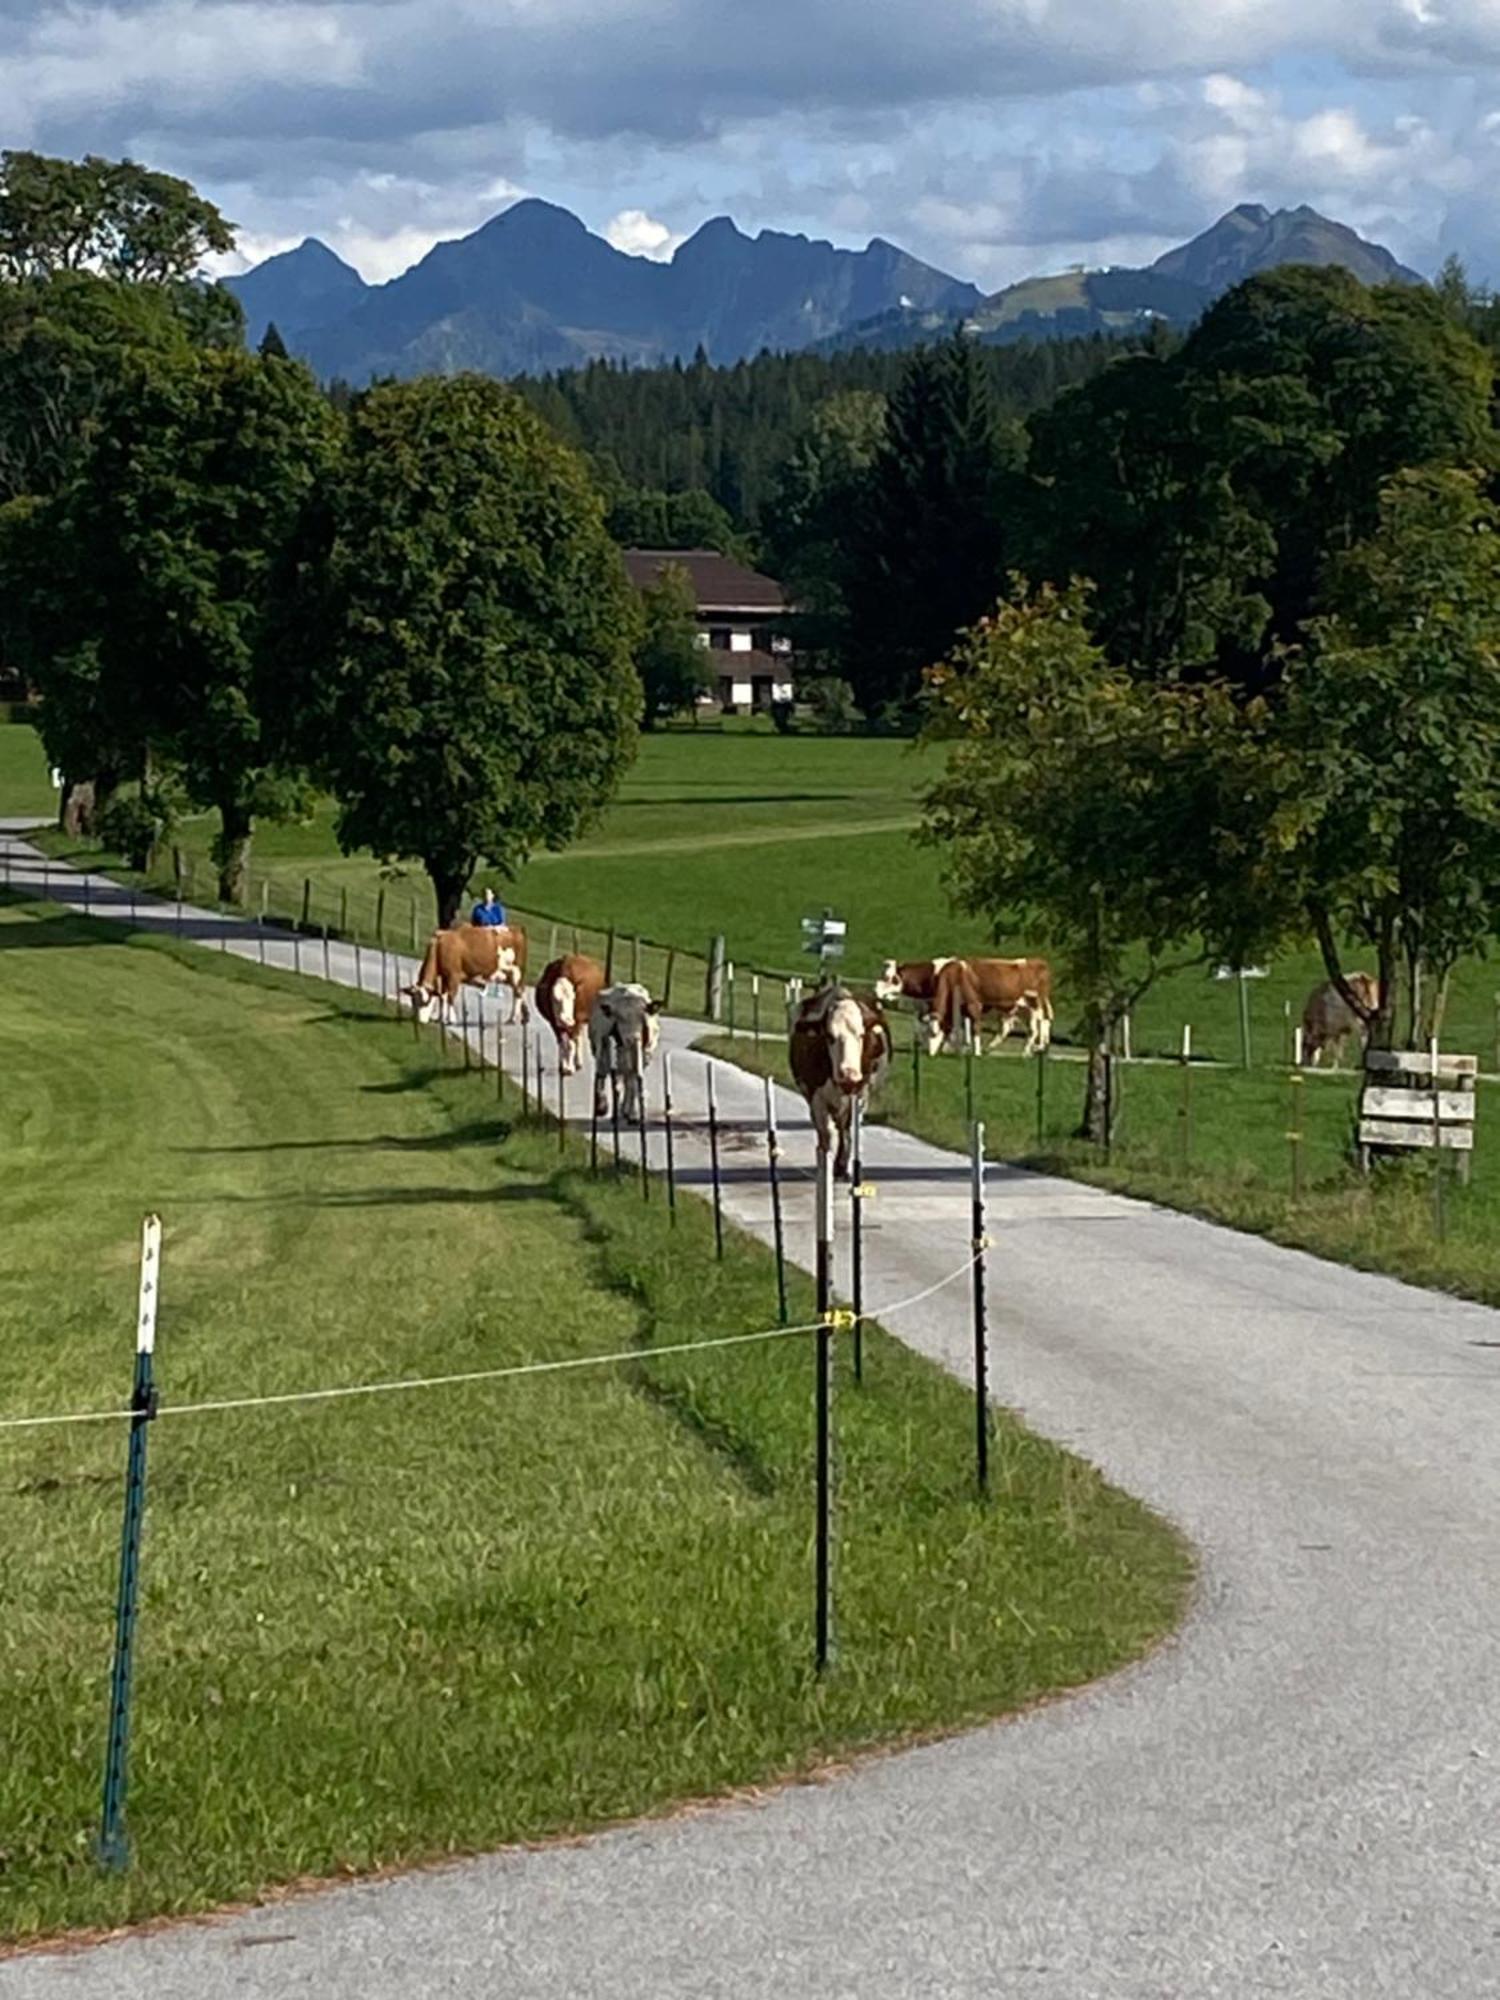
[5,838,1499,1999]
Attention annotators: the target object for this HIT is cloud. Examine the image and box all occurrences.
[5,1,1500,288]
[604,208,686,259]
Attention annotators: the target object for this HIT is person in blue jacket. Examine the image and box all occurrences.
[471,886,507,929]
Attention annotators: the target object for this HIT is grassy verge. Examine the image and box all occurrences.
[703,1029,1500,1310]
[0,722,56,818]
[0,899,1190,1945]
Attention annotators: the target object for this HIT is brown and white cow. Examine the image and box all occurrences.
[534,954,608,1076]
[789,984,891,1179]
[589,983,661,1122]
[1302,972,1379,1068]
[921,956,1053,1058]
[875,958,956,1009]
[406,922,528,1025]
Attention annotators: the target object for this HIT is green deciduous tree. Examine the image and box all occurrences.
[921,582,1273,1140]
[12,347,339,896]
[845,334,1022,718]
[1267,467,1500,1046]
[1027,267,1496,689]
[0,150,234,284]
[294,374,642,925]
[635,561,710,727]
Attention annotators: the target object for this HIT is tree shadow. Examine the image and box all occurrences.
[181,1121,506,1157]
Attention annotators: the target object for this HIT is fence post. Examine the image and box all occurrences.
[301,878,311,932]
[1288,1035,1304,1202]
[97,1215,162,1873]
[971,1124,990,1499]
[631,933,641,983]
[705,934,726,1021]
[911,1014,922,1109]
[589,1061,599,1175]
[664,1053,678,1223]
[1238,968,1252,1071]
[558,1045,567,1153]
[605,925,616,982]
[1179,1023,1193,1169]
[1035,1035,1047,1150]
[663,948,676,1012]
[375,887,386,948]
[850,1097,865,1384]
[766,1075,787,1323]
[814,1145,835,1674]
[353,935,362,995]
[752,973,762,1051]
[707,1061,725,1260]
[339,885,348,937]
[964,1015,975,1127]
[460,989,471,1070]
[521,1015,531,1115]
[1432,1034,1445,1242]
[637,1069,650,1201]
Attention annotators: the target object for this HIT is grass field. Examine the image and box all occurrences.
[703,1027,1500,1310]
[0,897,1189,1944]
[0,721,56,818]
[15,718,1500,1063]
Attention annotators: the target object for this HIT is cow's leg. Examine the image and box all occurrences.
[832,1098,853,1180]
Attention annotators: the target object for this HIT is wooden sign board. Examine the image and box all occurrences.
[1358,1050,1478,1177]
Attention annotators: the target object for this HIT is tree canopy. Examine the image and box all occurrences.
[635,561,710,727]
[0,151,235,285]
[14,346,340,897]
[294,374,642,924]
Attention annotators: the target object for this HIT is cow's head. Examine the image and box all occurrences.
[825,991,869,1093]
[873,959,903,1003]
[924,1010,949,1059]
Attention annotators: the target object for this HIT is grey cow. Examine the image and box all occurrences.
[589,983,662,1122]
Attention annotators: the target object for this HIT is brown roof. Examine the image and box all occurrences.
[621,548,788,615]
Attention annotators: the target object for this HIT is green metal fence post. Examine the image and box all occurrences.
[97,1215,162,1873]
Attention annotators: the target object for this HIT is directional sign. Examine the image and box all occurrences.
[802,910,847,961]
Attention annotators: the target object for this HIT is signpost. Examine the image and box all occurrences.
[1214,964,1269,1070]
[801,909,846,981]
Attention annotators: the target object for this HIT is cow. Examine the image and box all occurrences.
[535,954,607,1077]
[789,983,891,1180]
[589,983,661,1123]
[875,957,955,1009]
[405,922,528,1025]
[1302,972,1380,1068]
[923,956,1053,1058]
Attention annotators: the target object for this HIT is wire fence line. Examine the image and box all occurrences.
[0,1250,985,1439]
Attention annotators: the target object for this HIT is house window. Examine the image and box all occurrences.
[708,627,732,650]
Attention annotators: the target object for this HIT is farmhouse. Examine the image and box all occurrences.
[622,548,795,714]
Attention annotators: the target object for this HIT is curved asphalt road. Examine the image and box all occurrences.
[4,832,1499,1998]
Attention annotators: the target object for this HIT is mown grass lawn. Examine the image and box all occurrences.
[0,722,56,819]
[17,718,1500,1064]
[704,1026,1500,1310]
[0,897,1189,1945]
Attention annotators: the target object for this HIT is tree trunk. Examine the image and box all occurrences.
[1078,1038,1112,1146]
[214,802,253,905]
[59,779,94,836]
[427,858,473,930]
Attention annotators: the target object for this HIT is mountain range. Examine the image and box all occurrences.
[226,201,1425,384]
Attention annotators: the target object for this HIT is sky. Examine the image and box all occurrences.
[5,0,1500,290]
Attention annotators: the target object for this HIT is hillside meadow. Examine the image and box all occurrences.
[0,894,1189,1942]
[14,718,1500,1066]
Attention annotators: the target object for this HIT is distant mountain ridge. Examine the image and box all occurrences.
[226,200,980,380]
[225,199,1424,381]
[827,203,1425,354]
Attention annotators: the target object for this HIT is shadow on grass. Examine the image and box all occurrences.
[168,1181,554,1211]
[181,1121,507,1157]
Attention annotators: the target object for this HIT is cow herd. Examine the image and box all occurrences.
[402,919,1381,1177]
